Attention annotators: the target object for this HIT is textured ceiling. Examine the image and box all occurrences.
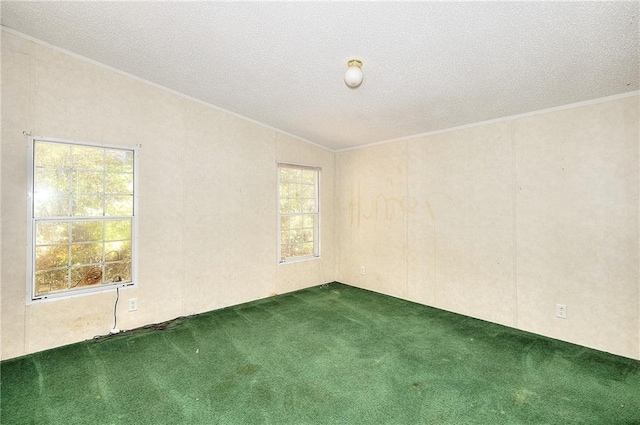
[1,2,638,151]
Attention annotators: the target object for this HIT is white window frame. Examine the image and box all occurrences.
[27,136,139,302]
[277,163,321,264]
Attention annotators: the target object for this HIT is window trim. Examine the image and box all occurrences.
[26,136,139,303]
[277,163,321,264]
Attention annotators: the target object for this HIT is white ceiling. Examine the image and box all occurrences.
[1,2,638,151]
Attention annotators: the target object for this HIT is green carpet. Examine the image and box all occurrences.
[1,283,639,424]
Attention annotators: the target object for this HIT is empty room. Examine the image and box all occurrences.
[1,2,639,424]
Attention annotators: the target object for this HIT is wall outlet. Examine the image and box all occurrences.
[556,304,567,319]
[128,298,138,312]
[360,266,365,276]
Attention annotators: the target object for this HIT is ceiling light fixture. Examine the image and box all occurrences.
[344,59,363,88]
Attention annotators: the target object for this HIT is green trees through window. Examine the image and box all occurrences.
[278,164,319,262]
[30,139,136,299]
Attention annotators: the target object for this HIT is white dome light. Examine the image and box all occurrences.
[344,59,363,88]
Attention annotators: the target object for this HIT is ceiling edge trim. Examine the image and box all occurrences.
[0,26,333,153]
[335,90,640,153]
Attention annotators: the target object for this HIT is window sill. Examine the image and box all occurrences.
[28,282,135,304]
[278,255,321,265]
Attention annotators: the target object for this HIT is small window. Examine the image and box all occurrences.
[278,164,320,263]
[28,137,138,300]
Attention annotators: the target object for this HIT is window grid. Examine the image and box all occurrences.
[278,164,320,263]
[29,138,137,301]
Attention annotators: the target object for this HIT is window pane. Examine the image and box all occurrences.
[36,222,69,245]
[281,229,294,246]
[301,242,314,256]
[279,197,294,213]
[72,170,104,194]
[71,265,103,288]
[105,262,131,283]
[301,198,315,212]
[105,149,133,172]
[280,247,290,260]
[71,243,103,265]
[301,170,315,184]
[105,195,133,216]
[278,167,290,183]
[289,215,303,229]
[302,228,314,243]
[72,146,104,170]
[278,166,319,261]
[302,215,314,229]
[34,168,70,193]
[105,241,131,262]
[301,184,315,199]
[35,269,69,295]
[281,227,314,258]
[72,221,103,243]
[35,142,71,168]
[280,168,300,184]
[105,172,133,195]
[289,183,301,199]
[35,245,69,270]
[34,194,71,218]
[30,139,136,299]
[73,194,104,216]
[105,220,131,241]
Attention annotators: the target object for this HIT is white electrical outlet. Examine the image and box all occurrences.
[360,266,365,276]
[128,298,138,312]
[556,304,567,319]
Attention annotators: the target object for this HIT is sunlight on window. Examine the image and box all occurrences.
[29,138,137,300]
[278,164,320,262]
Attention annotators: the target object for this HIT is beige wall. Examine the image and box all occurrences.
[337,96,640,360]
[1,30,335,360]
[3,29,638,362]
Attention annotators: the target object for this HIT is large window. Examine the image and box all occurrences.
[278,164,320,263]
[28,137,137,301]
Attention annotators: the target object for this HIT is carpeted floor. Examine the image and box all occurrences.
[1,283,639,424]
